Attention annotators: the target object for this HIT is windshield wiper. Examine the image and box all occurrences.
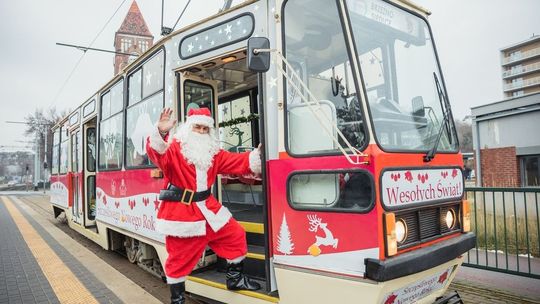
[423,72,453,162]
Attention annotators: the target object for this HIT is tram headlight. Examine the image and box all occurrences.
[445,209,456,229]
[461,200,471,232]
[395,219,407,243]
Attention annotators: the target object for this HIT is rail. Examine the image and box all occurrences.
[463,187,540,279]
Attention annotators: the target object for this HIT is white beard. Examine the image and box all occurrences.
[175,123,220,171]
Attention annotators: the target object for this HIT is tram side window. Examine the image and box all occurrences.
[126,50,164,168]
[283,0,365,155]
[218,95,256,151]
[288,171,373,211]
[59,126,69,174]
[52,130,60,174]
[99,80,124,170]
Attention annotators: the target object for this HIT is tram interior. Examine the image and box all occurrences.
[186,53,263,215]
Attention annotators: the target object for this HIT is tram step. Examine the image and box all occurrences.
[188,268,277,303]
[216,244,266,280]
[239,221,265,247]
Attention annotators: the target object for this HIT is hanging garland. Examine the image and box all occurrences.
[218,113,260,128]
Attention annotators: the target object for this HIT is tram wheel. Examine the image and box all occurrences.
[124,237,138,264]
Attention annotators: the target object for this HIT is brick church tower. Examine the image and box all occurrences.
[113,0,154,75]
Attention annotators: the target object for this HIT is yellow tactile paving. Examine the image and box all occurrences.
[1,196,99,304]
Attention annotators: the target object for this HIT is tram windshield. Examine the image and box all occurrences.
[284,0,366,155]
[346,0,458,152]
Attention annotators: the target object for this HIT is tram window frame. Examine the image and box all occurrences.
[183,80,215,118]
[125,48,165,169]
[281,0,369,158]
[98,78,125,171]
[286,169,375,213]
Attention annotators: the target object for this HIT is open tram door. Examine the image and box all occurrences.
[176,56,273,300]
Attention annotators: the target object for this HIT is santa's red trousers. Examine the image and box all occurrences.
[165,218,247,281]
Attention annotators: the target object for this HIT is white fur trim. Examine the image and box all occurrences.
[166,276,186,284]
[196,201,232,232]
[227,255,246,264]
[186,115,214,127]
[149,127,169,154]
[156,219,206,237]
[249,149,262,175]
[196,168,208,191]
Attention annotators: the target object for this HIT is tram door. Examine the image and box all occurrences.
[70,130,83,224]
[83,121,97,228]
[177,72,220,198]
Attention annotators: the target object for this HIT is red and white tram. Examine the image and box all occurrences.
[50,0,475,303]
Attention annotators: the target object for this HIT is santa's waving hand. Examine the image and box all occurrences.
[146,107,261,304]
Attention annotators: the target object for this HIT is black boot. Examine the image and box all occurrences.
[226,261,261,291]
[170,282,186,304]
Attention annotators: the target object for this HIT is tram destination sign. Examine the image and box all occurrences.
[381,167,463,209]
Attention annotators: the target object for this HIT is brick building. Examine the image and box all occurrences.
[113,1,154,75]
[471,93,540,187]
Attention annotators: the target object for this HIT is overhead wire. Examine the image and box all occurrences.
[49,0,129,108]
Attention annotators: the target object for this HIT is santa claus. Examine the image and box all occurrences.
[146,107,262,304]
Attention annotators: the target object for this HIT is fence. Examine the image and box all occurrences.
[463,187,540,279]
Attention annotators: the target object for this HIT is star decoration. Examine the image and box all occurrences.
[223,106,228,115]
[210,40,215,46]
[198,45,203,50]
[227,35,232,40]
[268,76,277,88]
[240,109,245,115]
[187,43,194,52]
[205,35,209,40]
[224,24,232,35]
[195,36,199,41]
[145,72,153,85]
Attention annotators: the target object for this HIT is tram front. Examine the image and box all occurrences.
[248,0,475,303]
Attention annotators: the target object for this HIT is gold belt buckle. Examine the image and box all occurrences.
[180,189,195,205]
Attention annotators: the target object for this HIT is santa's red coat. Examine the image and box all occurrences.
[146,128,261,237]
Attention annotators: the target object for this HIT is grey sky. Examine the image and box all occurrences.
[1,0,539,152]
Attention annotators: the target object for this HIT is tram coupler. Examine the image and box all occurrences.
[434,291,463,304]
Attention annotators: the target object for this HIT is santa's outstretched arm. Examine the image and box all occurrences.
[216,148,262,176]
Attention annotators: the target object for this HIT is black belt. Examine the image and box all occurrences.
[159,184,211,205]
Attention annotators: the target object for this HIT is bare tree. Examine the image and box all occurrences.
[455,118,473,153]
[23,107,65,176]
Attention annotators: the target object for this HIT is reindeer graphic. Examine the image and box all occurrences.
[307,215,339,256]
[227,126,245,152]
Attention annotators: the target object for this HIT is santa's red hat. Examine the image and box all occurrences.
[186,107,214,127]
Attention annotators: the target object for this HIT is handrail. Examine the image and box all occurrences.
[255,48,368,165]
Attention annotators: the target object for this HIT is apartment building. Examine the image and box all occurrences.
[501,35,540,99]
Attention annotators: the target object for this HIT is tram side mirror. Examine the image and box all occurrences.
[412,96,425,117]
[247,37,271,73]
